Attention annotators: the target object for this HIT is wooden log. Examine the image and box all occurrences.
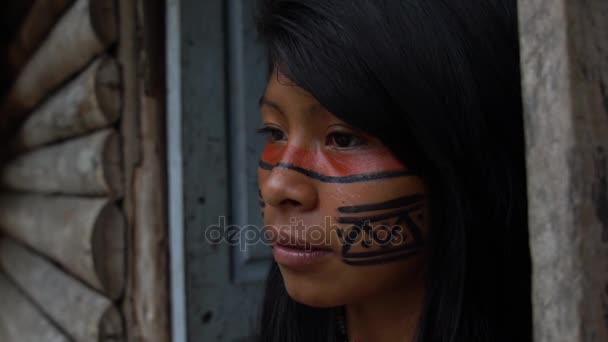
[1,129,123,197]
[0,272,70,342]
[7,0,76,77]
[0,0,118,131]
[0,238,124,342]
[119,0,171,340]
[518,0,608,341]
[0,193,126,300]
[12,56,121,152]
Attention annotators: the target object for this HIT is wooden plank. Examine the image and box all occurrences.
[1,129,123,196]
[0,272,70,342]
[518,0,608,340]
[11,55,121,152]
[0,0,118,134]
[119,0,170,340]
[118,0,142,339]
[0,238,124,342]
[0,193,125,300]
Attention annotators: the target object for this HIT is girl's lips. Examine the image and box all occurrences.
[272,243,333,269]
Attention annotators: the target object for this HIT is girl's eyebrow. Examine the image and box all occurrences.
[258,95,282,112]
[258,96,283,113]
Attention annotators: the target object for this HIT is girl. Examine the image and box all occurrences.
[255,1,532,341]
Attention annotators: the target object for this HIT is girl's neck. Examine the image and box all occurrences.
[344,279,424,342]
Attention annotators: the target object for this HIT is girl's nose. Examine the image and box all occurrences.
[259,163,319,213]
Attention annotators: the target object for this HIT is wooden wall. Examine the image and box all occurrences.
[519,0,608,341]
[0,0,169,341]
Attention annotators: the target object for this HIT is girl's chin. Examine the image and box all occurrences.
[283,279,347,308]
[278,260,350,307]
[285,289,342,308]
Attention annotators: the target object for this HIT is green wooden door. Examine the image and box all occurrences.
[167,0,271,340]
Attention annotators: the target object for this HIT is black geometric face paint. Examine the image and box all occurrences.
[336,194,426,266]
[258,188,265,218]
[258,143,425,264]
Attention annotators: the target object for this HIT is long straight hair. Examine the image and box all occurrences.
[255,1,532,341]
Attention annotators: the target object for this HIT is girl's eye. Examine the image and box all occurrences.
[327,132,365,149]
[256,126,286,143]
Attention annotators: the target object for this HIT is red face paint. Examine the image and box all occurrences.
[260,143,407,178]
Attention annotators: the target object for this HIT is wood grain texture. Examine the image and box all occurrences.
[0,193,126,300]
[518,0,608,340]
[1,129,123,196]
[12,56,121,151]
[118,0,170,340]
[0,238,124,342]
[0,0,118,133]
[0,272,70,342]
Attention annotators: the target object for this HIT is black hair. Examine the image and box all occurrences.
[255,1,532,341]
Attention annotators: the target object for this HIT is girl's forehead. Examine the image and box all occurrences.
[262,72,318,108]
[260,78,340,127]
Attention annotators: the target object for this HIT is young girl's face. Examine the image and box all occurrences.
[258,71,430,307]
